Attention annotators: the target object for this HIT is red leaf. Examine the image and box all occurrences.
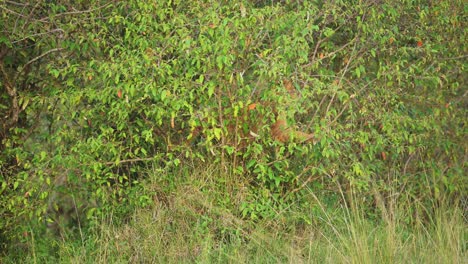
[417,40,423,47]
[117,90,122,98]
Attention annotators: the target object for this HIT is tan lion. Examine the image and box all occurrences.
[186,79,315,149]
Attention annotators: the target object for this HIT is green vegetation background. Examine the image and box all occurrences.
[1,1,466,262]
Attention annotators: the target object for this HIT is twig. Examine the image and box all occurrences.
[4,0,28,6]
[329,77,377,125]
[0,59,20,131]
[102,157,156,165]
[14,47,65,81]
[310,94,327,123]
[0,5,27,17]
[38,2,113,22]
[284,165,319,198]
[289,175,320,196]
[325,39,357,121]
[12,28,64,44]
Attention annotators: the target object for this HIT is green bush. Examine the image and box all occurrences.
[1,0,466,255]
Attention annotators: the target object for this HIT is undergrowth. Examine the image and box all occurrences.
[4,164,466,263]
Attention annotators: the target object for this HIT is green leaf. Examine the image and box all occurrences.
[161,90,167,101]
[213,128,222,140]
[208,83,215,98]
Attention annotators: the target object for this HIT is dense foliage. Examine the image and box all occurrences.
[1,0,466,257]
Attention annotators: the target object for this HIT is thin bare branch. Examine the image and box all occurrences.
[102,157,157,165]
[38,2,113,22]
[12,28,65,44]
[324,39,357,120]
[0,5,27,17]
[329,78,377,125]
[14,47,65,81]
[4,0,29,6]
[22,1,42,31]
